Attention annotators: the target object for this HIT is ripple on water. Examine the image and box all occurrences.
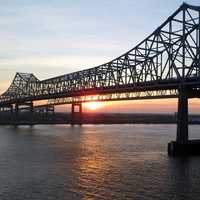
[0,124,200,200]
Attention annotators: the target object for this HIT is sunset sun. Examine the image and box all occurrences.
[84,102,103,111]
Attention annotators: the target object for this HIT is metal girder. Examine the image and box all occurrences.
[0,3,200,106]
[46,89,178,106]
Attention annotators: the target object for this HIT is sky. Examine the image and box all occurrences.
[0,0,200,113]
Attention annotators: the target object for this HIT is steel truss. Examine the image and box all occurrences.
[47,89,178,105]
[0,3,200,106]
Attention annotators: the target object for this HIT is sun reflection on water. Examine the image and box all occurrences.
[77,130,118,200]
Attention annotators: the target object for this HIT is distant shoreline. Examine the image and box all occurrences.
[1,112,200,125]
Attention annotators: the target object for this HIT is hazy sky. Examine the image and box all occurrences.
[0,0,200,113]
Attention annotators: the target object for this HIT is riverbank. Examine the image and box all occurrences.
[1,112,200,125]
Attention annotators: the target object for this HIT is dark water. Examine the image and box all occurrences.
[0,124,200,200]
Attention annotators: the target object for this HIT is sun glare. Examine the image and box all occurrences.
[84,102,103,111]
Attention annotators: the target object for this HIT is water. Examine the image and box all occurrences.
[0,124,200,200]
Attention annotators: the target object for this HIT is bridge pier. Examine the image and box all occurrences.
[10,105,13,113]
[15,102,33,113]
[46,105,55,115]
[44,105,55,121]
[30,102,33,113]
[71,103,82,114]
[176,86,188,144]
[71,103,82,125]
[0,105,13,112]
[168,87,200,156]
[15,104,19,114]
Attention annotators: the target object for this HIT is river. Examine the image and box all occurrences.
[0,124,200,200]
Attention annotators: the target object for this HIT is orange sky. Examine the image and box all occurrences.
[55,98,200,114]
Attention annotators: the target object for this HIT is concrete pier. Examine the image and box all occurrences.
[168,86,199,156]
[168,140,200,156]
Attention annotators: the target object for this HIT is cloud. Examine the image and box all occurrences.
[0,54,113,80]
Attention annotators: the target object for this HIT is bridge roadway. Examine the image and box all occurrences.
[1,3,200,155]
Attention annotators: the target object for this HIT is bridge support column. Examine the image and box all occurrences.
[71,103,82,125]
[15,102,34,113]
[0,107,3,112]
[71,103,82,114]
[30,102,33,113]
[10,105,13,113]
[43,105,55,122]
[168,87,200,156]
[176,86,188,144]
[30,102,34,123]
[47,105,55,115]
[15,104,19,114]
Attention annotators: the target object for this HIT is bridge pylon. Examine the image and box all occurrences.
[176,86,189,144]
[168,86,200,156]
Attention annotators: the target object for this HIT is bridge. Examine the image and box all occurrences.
[0,3,200,155]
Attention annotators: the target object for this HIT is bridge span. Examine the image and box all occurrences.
[1,3,200,155]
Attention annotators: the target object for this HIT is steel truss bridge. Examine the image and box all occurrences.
[1,3,200,154]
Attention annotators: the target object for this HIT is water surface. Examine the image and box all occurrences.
[0,124,200,200]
